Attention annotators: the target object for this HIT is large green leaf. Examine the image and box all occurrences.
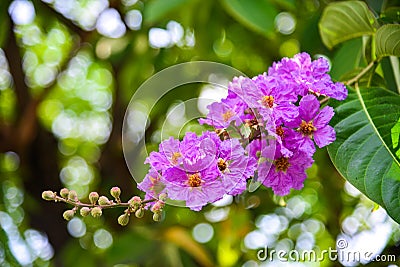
[221,0,277,37]
[330,38,364,80]
[328,86,400,223]
[319,1,379,49]
[376,24,400,58]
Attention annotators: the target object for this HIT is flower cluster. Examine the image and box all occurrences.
[139,52,347,210]
[139,132,257,210]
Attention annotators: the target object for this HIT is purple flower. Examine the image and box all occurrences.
[199,79,252,129]
[268,52,347,100]
[285,94,336,156]
[145,137,182,171]
[137,168,166,201]
[259,145,313,196]
[163,163,224,211]
[217,138,257,195]
[228,75,299,124]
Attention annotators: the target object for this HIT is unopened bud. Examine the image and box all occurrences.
[151,200,165,213]
[98,196,111,206]
[60,188,69,198]
[153,212,162,222]
[42,191,56,201]
[88,192,99,205]
[91,207,102,218]
[80,207,91,217]
[68,190,78,201]
[63,210,75,221]
[158,193,167,202]
[110,187,121,200]
[118,213,130,226]
[135,208,144,218]
[128,196,142,209]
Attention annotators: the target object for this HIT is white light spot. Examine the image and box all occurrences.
[275,12,296,35]
[96,8,126,38]
[212,194,233,207]
[125,10,142,30]
[67,218,86,238]
[192,223,214,243]
[167,21,184,44]
[149,28,172,48]
[93,229,113,249]
[244,230,269,249]
[9,0,35,25]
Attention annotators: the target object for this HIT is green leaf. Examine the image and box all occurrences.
[328,86,400,223]
[319,1,379,49]
[143,0,191,24]
[381,56,400,93]
[376,24,400,58]
[330,38,364,80]
[221,0,278,37]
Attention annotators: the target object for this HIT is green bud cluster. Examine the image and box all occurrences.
[42,187,166,225]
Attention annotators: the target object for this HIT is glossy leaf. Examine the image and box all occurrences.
[330,38,363,80]
[221,0,277,37]
[328,86,400,223]
[319,1,378,49]
[376,24,400,58]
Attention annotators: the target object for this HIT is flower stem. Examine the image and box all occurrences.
[345,61,376,86]
[53,195,156,209]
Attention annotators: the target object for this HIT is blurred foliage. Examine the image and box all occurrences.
[0,0,399,267]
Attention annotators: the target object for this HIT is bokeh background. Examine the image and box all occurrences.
[1,0,400,266]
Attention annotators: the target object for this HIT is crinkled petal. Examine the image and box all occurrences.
[314,106,334,128]
[299,94,320,121]
[314,125,336,148]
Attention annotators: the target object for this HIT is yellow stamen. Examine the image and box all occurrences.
[218,158,227,172]
[299,120,316,136]
[187,172,202,187]
[261,95,274,108]
[275,157,290,172]
[222,110,234,122]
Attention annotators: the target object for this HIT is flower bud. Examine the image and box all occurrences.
[135,208,144,218]
[60,188,69,198]
[128,196,141,210]
[88,192,99,205]
[151,200,165,213]
[91,207,102,218]
[98,196,111,206]
[158,193,167,202]
[42,191,56,201]
[118,213,130,226]
[110,187,121,200]
[153,212,162,222]
[68,190,78,201]
[63,210,75,221]
[80,207,91,217]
